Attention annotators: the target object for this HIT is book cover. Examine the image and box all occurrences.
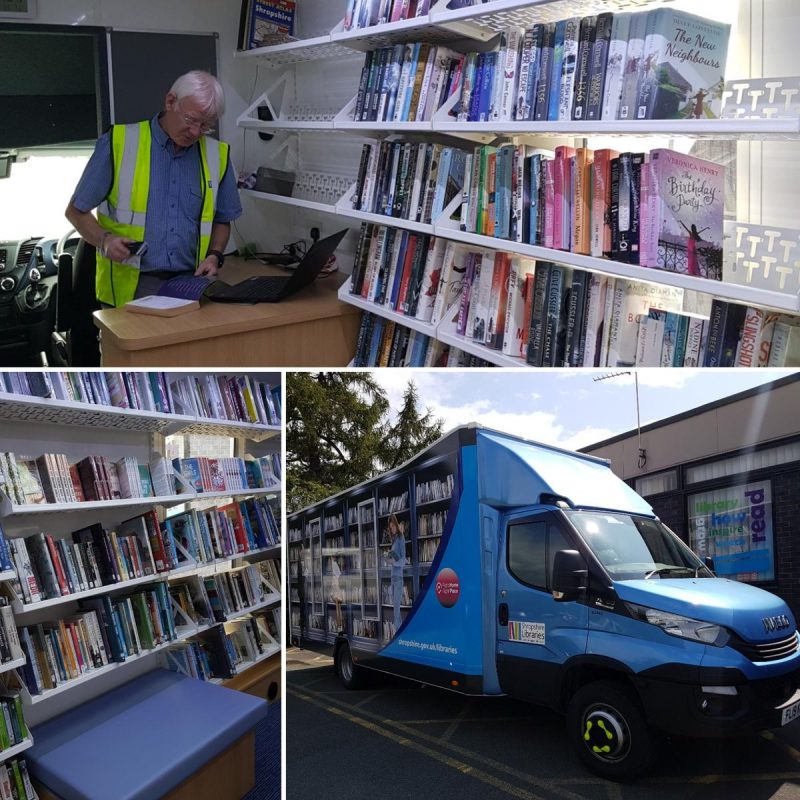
[643,148,724,280]
[636,8,730,120]
[248,0,295,49]
[601,13,632,120]
[606,281,684,367]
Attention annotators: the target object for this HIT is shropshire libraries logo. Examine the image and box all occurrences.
[435,568,460,608]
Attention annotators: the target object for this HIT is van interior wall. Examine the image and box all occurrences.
[745,0,800,227]
[29,0,800,265]
[230,0,365,262]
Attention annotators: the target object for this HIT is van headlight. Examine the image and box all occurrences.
[625,603,730,647]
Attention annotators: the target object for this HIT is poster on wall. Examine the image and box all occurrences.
[688,481,774,583]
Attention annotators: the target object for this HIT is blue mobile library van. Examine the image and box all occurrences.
[288,425,800,779]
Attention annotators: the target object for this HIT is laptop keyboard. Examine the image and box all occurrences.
[212,276,288,302]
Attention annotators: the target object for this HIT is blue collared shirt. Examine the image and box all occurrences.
[71,115,242,273]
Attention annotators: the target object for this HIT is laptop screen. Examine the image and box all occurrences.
[280,228,349,294]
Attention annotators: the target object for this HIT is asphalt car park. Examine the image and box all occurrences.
[287,647,800,800]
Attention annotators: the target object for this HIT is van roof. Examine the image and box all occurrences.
[289,424,650,518]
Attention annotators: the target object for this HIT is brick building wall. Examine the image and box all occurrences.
[772,471,800,619]
[630,466,800,621]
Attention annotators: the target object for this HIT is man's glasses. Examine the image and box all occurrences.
[178,112,216,135]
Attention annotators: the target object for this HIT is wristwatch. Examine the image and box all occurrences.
[207,249,225,268]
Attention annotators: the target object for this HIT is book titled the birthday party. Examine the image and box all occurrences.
[640,148,724,280]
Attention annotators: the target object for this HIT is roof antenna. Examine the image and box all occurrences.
[594,371,646,470]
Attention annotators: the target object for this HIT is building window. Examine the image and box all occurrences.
[686,441,800,485]
[687,481,775,583]
[634,470,678,497]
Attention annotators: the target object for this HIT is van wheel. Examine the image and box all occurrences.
[335,642,365,690]
[566,681,653,781]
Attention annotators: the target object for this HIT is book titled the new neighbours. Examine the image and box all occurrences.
[635,9,731,120]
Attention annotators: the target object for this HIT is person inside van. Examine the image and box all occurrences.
[386,514,405,630]
[65,70,242,307]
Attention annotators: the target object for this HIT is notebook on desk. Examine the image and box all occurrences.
[204,228,348,304]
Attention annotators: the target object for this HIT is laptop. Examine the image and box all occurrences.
[205,228,348,304]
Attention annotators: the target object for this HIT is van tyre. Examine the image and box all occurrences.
[567,681,653,781]
[335,642,365,690]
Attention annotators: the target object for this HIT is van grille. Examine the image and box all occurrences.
[731,632,799,662]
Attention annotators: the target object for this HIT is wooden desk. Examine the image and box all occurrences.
[93,259,361,367]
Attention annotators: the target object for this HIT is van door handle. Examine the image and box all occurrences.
[498,603,508,626]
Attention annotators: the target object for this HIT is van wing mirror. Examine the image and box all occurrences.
[551,549,588,602]
[704,556,716,575]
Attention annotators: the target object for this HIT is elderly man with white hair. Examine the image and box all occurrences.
[66,70,242,306]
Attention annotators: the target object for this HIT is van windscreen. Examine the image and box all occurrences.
[564,511,712,581]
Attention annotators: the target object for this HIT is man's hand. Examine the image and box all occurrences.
[101,234,138,262]
[195,256,219,278]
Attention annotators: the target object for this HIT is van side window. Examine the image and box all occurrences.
[508,517,571,591]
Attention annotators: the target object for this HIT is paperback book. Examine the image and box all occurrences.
[640,148,725,280]
[635,9,730,120]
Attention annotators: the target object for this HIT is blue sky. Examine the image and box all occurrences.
[372,369,799,451]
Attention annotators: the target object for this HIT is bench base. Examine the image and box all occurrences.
[33,731,256,800]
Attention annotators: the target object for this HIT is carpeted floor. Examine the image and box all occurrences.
[243,700,281,800]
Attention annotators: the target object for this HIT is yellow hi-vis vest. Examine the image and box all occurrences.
[95,121,229,307]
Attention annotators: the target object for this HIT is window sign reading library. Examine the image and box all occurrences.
[688,481,775,583]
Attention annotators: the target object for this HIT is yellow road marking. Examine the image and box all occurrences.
[290,681,800,793]
[289,685,594,800]
[762,731,800,764]
[290,687,549,800]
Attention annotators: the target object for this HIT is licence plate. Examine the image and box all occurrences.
[781,698,800,726]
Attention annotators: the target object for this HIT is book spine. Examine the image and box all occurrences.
[586,12,614,121]
[533,23,555,121]
[526,260,551,367]
[571,16,596,121]
[557,18,580,121]
[601,13,631,120]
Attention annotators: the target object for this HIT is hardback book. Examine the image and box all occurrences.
[635,8,730,120]
[640,148,724,280]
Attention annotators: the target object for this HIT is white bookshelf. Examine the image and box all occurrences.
[0,370,283,731]
[0,737,33,763]
[0,493,192,520]
[236,0,800,366]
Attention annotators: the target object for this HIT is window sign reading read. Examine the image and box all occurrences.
[688,481,775,583]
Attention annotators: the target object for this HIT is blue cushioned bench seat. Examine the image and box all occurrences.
[26,669,268,800]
